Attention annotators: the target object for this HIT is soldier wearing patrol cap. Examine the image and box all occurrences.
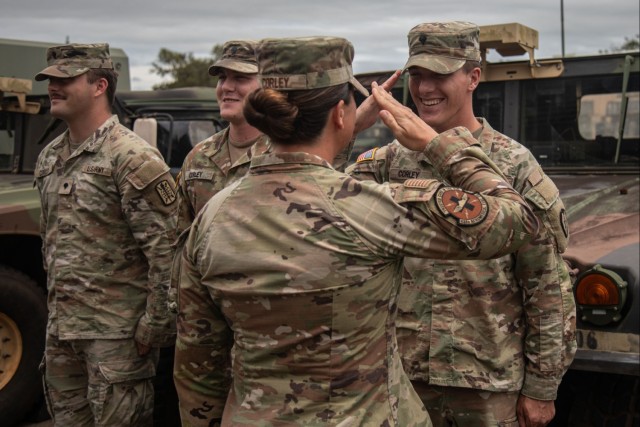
[174,35,540,426]
[173,40,268,239]
[347,21,576,427]
[171,39,268,300]
[34,43,177,426]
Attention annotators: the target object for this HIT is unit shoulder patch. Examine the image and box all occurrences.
[156,180,177,205]
[436,186,488,226]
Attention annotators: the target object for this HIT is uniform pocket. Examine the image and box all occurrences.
[524,170,568,253]
[90,356,156,422]
[98,356,156,384]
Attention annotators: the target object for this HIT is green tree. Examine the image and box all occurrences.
[151,45,223,90]
[599,34,640,54]
[618,34,640,51]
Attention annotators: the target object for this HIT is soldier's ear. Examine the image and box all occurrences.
[332,100,347,130]
[468,68,481,91]
[94,77,108,98]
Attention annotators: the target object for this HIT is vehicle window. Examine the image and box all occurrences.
[520,75,639,167]
[21,114,65,173]
[578,92,640,140]
[0,111,15,171]
[473,81,504,132]
[188,120,217,147]
[351,119,394,163]
[156,119,219,169]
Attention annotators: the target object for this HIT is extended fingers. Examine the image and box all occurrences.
[380,70,401,91]
[371,82,404,112]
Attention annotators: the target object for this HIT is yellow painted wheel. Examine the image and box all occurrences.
[0,266,47,425]
[0,312,23,390]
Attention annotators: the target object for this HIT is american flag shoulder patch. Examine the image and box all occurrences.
[356,148,378,163]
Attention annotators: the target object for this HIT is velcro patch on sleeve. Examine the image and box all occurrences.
[156,180,177,205]
[126,160,170,190]
[356,148,378,163]
[436,186,488,226]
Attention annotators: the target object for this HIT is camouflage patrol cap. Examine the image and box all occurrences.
[35,43,113,81]
[256,36,369,97]
[208,40,259,76]
[404,21,481,74]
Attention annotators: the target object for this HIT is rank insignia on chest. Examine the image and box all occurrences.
[436,186,488,226]
[356,148,378,163]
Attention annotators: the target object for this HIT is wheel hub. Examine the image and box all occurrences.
[0,312,23,390]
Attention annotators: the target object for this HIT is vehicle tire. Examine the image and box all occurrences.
[153,345,181,427]
[0,266,48,426]
[552,369,640,427]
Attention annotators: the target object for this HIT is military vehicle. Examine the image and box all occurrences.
[354,23,639,427]
[0,38,222,425]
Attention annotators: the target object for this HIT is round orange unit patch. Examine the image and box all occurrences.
[436,186,488,226]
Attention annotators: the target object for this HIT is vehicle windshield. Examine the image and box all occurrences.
[0,109,63,174]
[476,74,640,168]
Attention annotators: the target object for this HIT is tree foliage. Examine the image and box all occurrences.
[599,34,640,54]
[151,45,223,90]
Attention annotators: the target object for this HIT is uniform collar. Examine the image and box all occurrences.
[50,115,119,154]
[250,151,333,171]
[200,128,272,171]
[202,127,230,158]
[474,117,495,156]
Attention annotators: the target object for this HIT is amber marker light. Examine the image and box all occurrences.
[576,273,619,306]
[574,265,628,326]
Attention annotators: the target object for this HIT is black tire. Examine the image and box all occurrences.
[0,266,48,426]
[551,369,640,427]
[153,346,182,427]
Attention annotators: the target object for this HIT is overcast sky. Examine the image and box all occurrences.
[2,0,638,90]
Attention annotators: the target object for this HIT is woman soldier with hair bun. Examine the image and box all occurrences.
[174,36,538,427]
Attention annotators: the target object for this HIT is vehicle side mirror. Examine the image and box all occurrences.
[133,118,158,148]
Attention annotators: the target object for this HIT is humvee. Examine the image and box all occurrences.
[0,38,223,425]
[353,23,639,427]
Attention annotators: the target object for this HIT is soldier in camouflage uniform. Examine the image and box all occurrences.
[174,40,268,241]
[347,22,577,427]
[174,35,540,427]
[171,39,268,316]
[34,43,177,426]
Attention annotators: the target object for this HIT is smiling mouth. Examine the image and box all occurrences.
[420,98,444,106]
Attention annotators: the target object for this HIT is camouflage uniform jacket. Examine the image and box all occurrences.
[170,130,353,311]
[174,127,271,237]
[347,118,576,400]
[35,115,177,347]
[174,127,539,426]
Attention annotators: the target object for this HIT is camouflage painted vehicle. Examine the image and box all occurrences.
[354,23,639,427]
[0,38,223,426]
[0,75,50,426]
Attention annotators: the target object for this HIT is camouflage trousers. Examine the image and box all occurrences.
[411,381,519,427]
[42,333,159,427]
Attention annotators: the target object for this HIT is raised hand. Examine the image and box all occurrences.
[371,81,438,151]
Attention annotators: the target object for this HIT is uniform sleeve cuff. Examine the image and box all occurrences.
[423,126,479,172]
[521,373,562,400]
